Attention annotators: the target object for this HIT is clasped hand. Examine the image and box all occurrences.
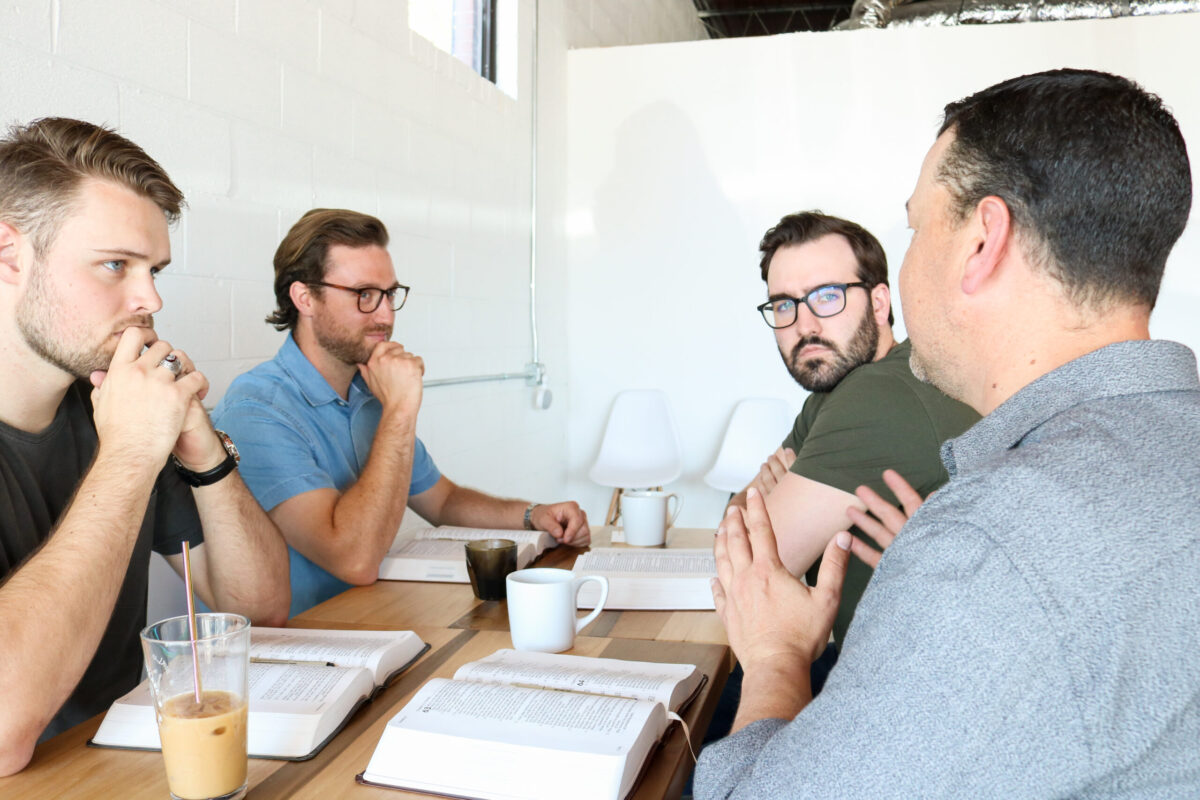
[712,487,851,673]
[89,327,216,469]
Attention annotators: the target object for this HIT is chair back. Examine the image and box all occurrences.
[704,397,793,493]
[588,390,683,489]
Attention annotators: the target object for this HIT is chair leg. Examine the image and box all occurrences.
[605,488,623,526]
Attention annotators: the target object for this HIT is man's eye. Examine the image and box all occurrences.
[775,299,796,313]
[813,289,841,304]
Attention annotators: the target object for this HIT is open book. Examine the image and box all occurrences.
[574,548,717,610]
[91,627,428,761]
[378,526,557,583]
[359,649,706,800]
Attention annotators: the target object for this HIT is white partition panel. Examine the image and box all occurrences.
[567,15,1200,526]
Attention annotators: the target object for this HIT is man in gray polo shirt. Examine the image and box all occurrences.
[696,69,1199,797]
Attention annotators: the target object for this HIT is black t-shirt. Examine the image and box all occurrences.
[0,382,203,740]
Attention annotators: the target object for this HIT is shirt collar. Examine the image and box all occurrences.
[276,333,370,408]
[943,340,1199,475]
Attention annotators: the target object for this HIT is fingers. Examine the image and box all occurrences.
[561,506,589,545]
[846,503,898,550]
[710,576,727,622]
[742,487,783,569]
[112,326,158,365]
[766,448,790,482]
[852,484,907,540]
[814,531,852,607]
[882,469,924,517]
[849,535,883,569]
[713,521,733,591]
[720,505,754,573]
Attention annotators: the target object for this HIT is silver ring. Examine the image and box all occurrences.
[158,354,183,377]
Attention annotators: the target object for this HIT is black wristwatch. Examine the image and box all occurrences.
[174,430,240,487]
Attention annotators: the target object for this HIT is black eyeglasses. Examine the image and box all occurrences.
[308,281,410,313]
[757,282,871,329]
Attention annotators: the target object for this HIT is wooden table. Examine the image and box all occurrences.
[301,527,729,647]
[1,528,732,800]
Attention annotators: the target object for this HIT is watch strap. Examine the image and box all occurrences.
[174,430,240,488]
[523,503,540,531]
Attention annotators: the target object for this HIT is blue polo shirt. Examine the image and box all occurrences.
[213,334,440,617]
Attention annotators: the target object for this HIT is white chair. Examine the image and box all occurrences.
[704,397,793,494]
[589,390,683,525]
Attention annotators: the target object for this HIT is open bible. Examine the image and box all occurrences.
[377,526,557,582]
[358,648,706,800]
[574,548,717,610]
[90,627,428,760]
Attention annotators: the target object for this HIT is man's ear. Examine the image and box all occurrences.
[0,221,23,286]
[962,196,1011,295]
[289,280,315,317]
[869,281,891,327]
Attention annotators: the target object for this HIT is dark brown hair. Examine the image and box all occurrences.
[759,211,892,325]
[267,208,390,331]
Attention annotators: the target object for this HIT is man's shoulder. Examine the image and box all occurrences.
[216,356,299,415]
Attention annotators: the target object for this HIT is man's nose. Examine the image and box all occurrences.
[792,301,822,337]
[128,271,163,315]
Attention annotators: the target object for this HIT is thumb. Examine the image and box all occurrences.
[90,369,108,388]
[814,531,852,607]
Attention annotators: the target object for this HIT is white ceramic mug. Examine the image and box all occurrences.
[620,490,683,546]
[506,568,610,653]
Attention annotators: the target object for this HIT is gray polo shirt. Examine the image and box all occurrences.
[696,339,1200,798]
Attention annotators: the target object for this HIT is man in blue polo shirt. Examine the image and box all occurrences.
[214,209,589,617]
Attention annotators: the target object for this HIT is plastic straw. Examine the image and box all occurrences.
[181,541,203,704]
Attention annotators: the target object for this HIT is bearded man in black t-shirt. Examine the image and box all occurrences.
[0,118,290,775]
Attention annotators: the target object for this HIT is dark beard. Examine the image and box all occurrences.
[782,308,879,392]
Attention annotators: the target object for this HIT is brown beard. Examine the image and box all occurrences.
[782,306,879,392]
[16,261,154,378]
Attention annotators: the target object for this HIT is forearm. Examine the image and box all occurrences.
[731,658,813,734]
[433,485,526,529]
[190,473,290,626]
[325,409,418,581]
[0,449,158,775]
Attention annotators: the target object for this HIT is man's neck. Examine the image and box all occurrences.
[292,326,357,400]
[974,308,1151,416]
[872,326,896,362]
[0,328,75,433]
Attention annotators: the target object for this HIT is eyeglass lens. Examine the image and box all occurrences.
[764,285,847,327]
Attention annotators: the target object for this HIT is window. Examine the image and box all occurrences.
[409,0,516,96]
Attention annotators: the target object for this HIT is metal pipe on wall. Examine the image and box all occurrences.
[424,0,547,407]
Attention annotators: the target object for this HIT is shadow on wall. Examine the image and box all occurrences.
[572,101,761,528]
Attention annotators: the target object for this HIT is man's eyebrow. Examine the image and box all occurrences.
[92,247,171,268]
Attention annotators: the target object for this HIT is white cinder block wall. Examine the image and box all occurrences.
[0,0,704,500]
[0,0,705,621]
[565,15,1200,528]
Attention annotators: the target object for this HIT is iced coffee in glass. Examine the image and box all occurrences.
[141,613,250,800]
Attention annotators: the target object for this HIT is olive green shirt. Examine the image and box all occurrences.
[781,339,979,643]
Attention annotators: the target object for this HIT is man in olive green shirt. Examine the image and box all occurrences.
[737,211,978,644]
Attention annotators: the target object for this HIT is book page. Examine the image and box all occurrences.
[389,678,657,750]
[574,549,715,575]
[452,649,699,709]
[414,525,552,552]
[250,627,417,680]
[249,663,363,713]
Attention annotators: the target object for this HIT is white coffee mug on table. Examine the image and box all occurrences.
[620,490,682,546]
[506,568,609,653]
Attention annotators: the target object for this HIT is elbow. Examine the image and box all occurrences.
[252,606,290,629]
[0,726,39,777]
[341,561,381,587]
